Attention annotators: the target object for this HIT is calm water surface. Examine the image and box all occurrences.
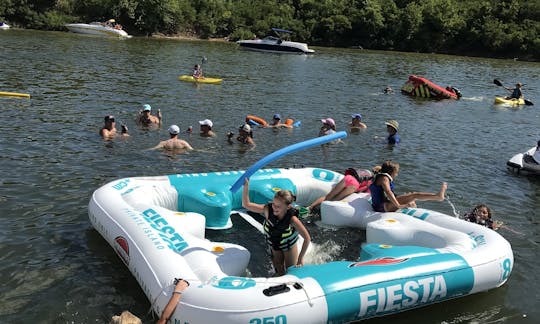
[1,29,539,323]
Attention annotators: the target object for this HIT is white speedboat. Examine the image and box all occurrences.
[0,22,10,30]
[507,146,540,175]
[65,21,130,38]
[237,28,314,54]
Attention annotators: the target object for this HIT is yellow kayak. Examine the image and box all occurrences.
[178,75,222,84]
[0,91,31,98]
[494,96,524,106]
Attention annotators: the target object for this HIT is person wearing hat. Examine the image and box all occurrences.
[236,123,255,145]
[385,119,400,144]
[199,119,216,137]
[266,114,292,128]
[100,115,117,139]
[504,82,523,100]
[319,118,336,136]
[151,125,193,151]
[137,104,161,127]
[350,114,367,129]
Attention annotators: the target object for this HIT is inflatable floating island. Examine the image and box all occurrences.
[88,165,513,323]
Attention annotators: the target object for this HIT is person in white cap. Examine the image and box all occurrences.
[199,119,216,137]
[151,125,193,151]
[236,123,255,145]
[137,104,161,127]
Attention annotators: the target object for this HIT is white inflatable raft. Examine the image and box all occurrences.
[88,167,513,323]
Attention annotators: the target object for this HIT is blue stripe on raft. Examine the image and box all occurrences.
[288,246,474,322]
[229,131,347,192]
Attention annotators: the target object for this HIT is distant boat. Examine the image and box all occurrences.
[0,22,10,30]
[65,20,130,38]
[237,28,314,54]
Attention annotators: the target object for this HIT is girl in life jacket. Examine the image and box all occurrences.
[369,160,447,212]
[242,178,311,276]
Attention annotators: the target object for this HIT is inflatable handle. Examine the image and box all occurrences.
[229,131,347,193]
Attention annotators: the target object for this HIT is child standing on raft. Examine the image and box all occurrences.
[242,178,311,276]
[369,160,447,212]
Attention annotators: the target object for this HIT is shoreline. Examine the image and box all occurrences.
[150,32,229,43]
[148,32,537,62]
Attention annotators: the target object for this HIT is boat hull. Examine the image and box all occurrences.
[494,96,525,106]
[237,39,314,54]
[178,75,223,84]
[65,23,129,38]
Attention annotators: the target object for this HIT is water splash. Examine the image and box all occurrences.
[445,194,460,218]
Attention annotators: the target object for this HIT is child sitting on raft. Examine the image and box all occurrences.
[304,168,373,214]
[242,178,311,276]
[463,204,500,230]
[369,160,447,212]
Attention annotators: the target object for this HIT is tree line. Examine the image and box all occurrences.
[1,0,538,60]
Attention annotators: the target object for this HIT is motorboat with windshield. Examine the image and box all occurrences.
[237,28,314,54]
[65,19,130,38]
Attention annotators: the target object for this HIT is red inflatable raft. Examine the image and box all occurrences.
[401,75,461,100]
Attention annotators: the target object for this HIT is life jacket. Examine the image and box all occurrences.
[344,168,373,192]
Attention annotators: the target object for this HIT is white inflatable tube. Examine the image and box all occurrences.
[230,131,347,192]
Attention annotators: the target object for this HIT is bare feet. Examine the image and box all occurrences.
[437,182,448,201]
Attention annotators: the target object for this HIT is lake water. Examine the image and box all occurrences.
[1,29,539,323]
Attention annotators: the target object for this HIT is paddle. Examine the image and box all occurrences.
[493,79,534,105]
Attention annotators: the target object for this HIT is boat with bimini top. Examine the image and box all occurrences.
[237,28,314,54]
[89,166,513,323]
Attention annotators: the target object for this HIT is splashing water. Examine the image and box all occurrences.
[445,194,460,218]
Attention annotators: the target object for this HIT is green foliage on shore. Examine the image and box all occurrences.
[1,0,538,60]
